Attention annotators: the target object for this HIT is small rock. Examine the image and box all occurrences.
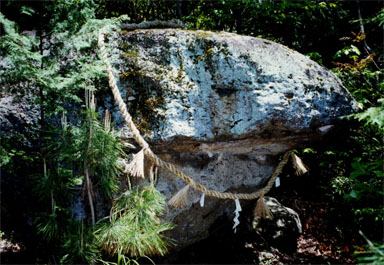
[258,250,281,265]
[253,197,302,252]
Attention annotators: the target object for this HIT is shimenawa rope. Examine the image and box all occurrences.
[97,23,300,202]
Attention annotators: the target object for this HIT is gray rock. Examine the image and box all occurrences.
[253,197,302,252]
[107,29,357,143]
[103,28,357,250]
[0,94,40,138]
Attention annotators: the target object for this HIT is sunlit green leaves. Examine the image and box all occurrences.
[0,13,42,86]
[333,45,361,61]
[20,6,35,16]
[353,99,384,129]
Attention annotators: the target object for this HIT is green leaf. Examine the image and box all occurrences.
[333,45,361,59]
[0,155,11,167]
[348,190,359,199]
[353,99,384,129]
[72,176,84,186]
[303,148,316,154]
[20,6,36,16]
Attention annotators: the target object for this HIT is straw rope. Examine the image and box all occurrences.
[97,25,292,201]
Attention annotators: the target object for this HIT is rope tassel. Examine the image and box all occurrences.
[125,149,145,178]
[291,153,308,175]
[254,195,273,219]
[168,185,190,208]
[103,109,112,132]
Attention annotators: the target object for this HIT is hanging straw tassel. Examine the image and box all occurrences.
[148,163,155,185]
[168,185,190,208]
[254,195,273,220]
[103,109,111,133]
[125,149,145,178]
[291,153,308,175]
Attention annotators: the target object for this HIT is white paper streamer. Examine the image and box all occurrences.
[232,199,242,233]
[235,199,242,212]
[200,193,205,207]
[275,177,280,187]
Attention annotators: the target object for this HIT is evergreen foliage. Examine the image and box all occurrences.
[96,185,174,257]
[1,2,173,261]
[33,90,173,263]
[60,220,101,265]
[0,13,42,87]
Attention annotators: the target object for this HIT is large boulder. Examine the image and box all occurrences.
[102,28,357,249]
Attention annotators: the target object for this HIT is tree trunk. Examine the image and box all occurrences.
[177,0,182,20]
[38,29,45,147]
[356,0,372,54]
[84,166,95,226]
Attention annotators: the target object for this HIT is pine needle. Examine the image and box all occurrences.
[95,186,174,257]
[254,196,273,219]
[168,185,190,208]
[291,153,308,175]
[125,149,145,178]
